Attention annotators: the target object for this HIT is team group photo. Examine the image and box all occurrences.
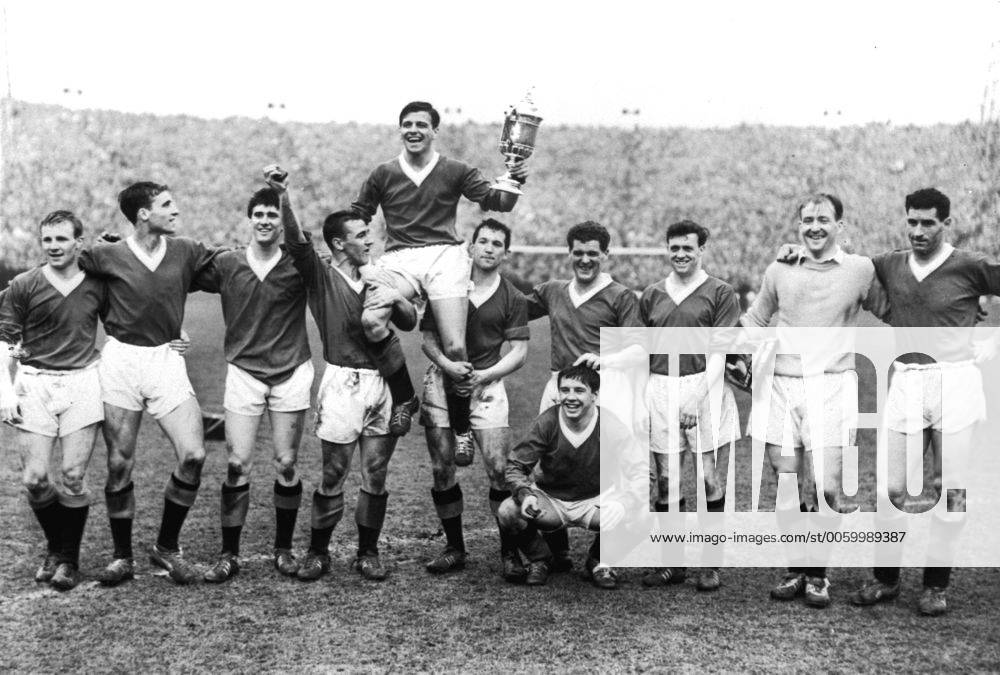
[2,1,1000,672]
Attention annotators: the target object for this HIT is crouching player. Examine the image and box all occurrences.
[275,174,417,582]
[192,186,313,582]
[498,365,640,589]
[419,218,529,577]
[0,211,105,590]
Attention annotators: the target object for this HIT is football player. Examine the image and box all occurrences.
[79,183,222,586]
[352,101,528,461]
[0,211,105,590]
[274,172,417,582]
[192,185,313,582]
[639,219,741,592]
[418,218,529,579]
[525,220,644,572]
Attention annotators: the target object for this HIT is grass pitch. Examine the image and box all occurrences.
[1,294,999,672]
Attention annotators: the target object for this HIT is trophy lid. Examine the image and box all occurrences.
[512,87,541,119]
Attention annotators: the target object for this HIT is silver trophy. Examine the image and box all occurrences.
[492,88,542,195]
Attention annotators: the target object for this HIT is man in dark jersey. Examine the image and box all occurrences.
[352,101,529,462]
[639,220,741,592]
[498,365,642,588]
[0,211,106,590]
[418,218,529,578]
[847,187,1000,616]
[273,172,417,582]
[525,220,645,572]
[78,182,220,586]
[192,186,313,582]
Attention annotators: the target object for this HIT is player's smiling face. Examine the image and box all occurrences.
[558,377,597,421]
[250,205,282,246]
[569,239,608,284]
[797,200,841,259]
[399,111,436,155]
[667,233,703,278]
[39,220,81,271]
[143,191,179,235]
[339,218,374,266]
[906,207,948,259]
[471,227,508,272]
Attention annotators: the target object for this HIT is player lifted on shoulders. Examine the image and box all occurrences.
[352,101,529,460]
[525,220,644,571]
[639,220,741,592]
[79,182,220,586]
[192,186,313,582]
[418,218,529,578]
[274,172,417,582]
[0,211,106,590]
[743,193,886,608]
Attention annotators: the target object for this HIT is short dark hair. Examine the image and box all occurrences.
[472,218,512,250]
[246,187,280,218]
[566,221,611,252]
[557,364,600,393]
[797,193,843,221]
[665,219,709,246]
[905,187,950,220]
[39,210,84,238]
[118,181,169,224]
[399,101,440,129]
[323,209,370,250]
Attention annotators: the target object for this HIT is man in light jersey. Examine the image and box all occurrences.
[0,211,106,590]
[79,182,222,586]
[276,173,418,583]
[525,220,645,571]
[418,218,529,579]
[352,101,529,461]
[742,193,886,608]
[639,220,741,592]
[847,187,1000,616]
[192,186,313,582]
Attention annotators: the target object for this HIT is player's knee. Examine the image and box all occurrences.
[22,470,48,494]
[273,455,297,483]
[227,457,250,483]
[60,467,86,495]
[429,462,455,491]
[180,448,206,473]
[106,455,133,481]
[362,472,388,495]
[496,498,524,531]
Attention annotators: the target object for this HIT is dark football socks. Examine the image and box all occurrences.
[157,473,200,551]
[356,489,388,558]
[274,480,303,551]
[543,527,570,559]
[384,364,416,407]
[105,482,135,559]
[27,484,62,555]
[220,482,250,556]
[489,488,517,553]
[445,389,472,435]
[309,490,344,555]
[431,484,465,553]
[58,500,90,568]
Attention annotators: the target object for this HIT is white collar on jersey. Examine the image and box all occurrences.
[559,408,599,449]
[398,151,441,188]
[797,246,845,265]
[568,273,613,308]
[664,269,708,306]
[246,246,282,283]
[41,266,85,297]
[468,275,501,308]
[126,235,167,272]
[908,243,954,282]
[332,263,365,295]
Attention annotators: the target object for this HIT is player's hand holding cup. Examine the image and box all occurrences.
[263,164,289,192]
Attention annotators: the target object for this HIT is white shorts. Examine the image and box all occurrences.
[647,372,738,455]
[538,369,636,425]
[224,360,314,417]
[99,337,195,419]
[539,490,601,530]
[884,361,985,434]
[315,363,390,444]
[750,371,858,450]
[374,244,472,301]
[13,362,103,438]
[419,364,509,429]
